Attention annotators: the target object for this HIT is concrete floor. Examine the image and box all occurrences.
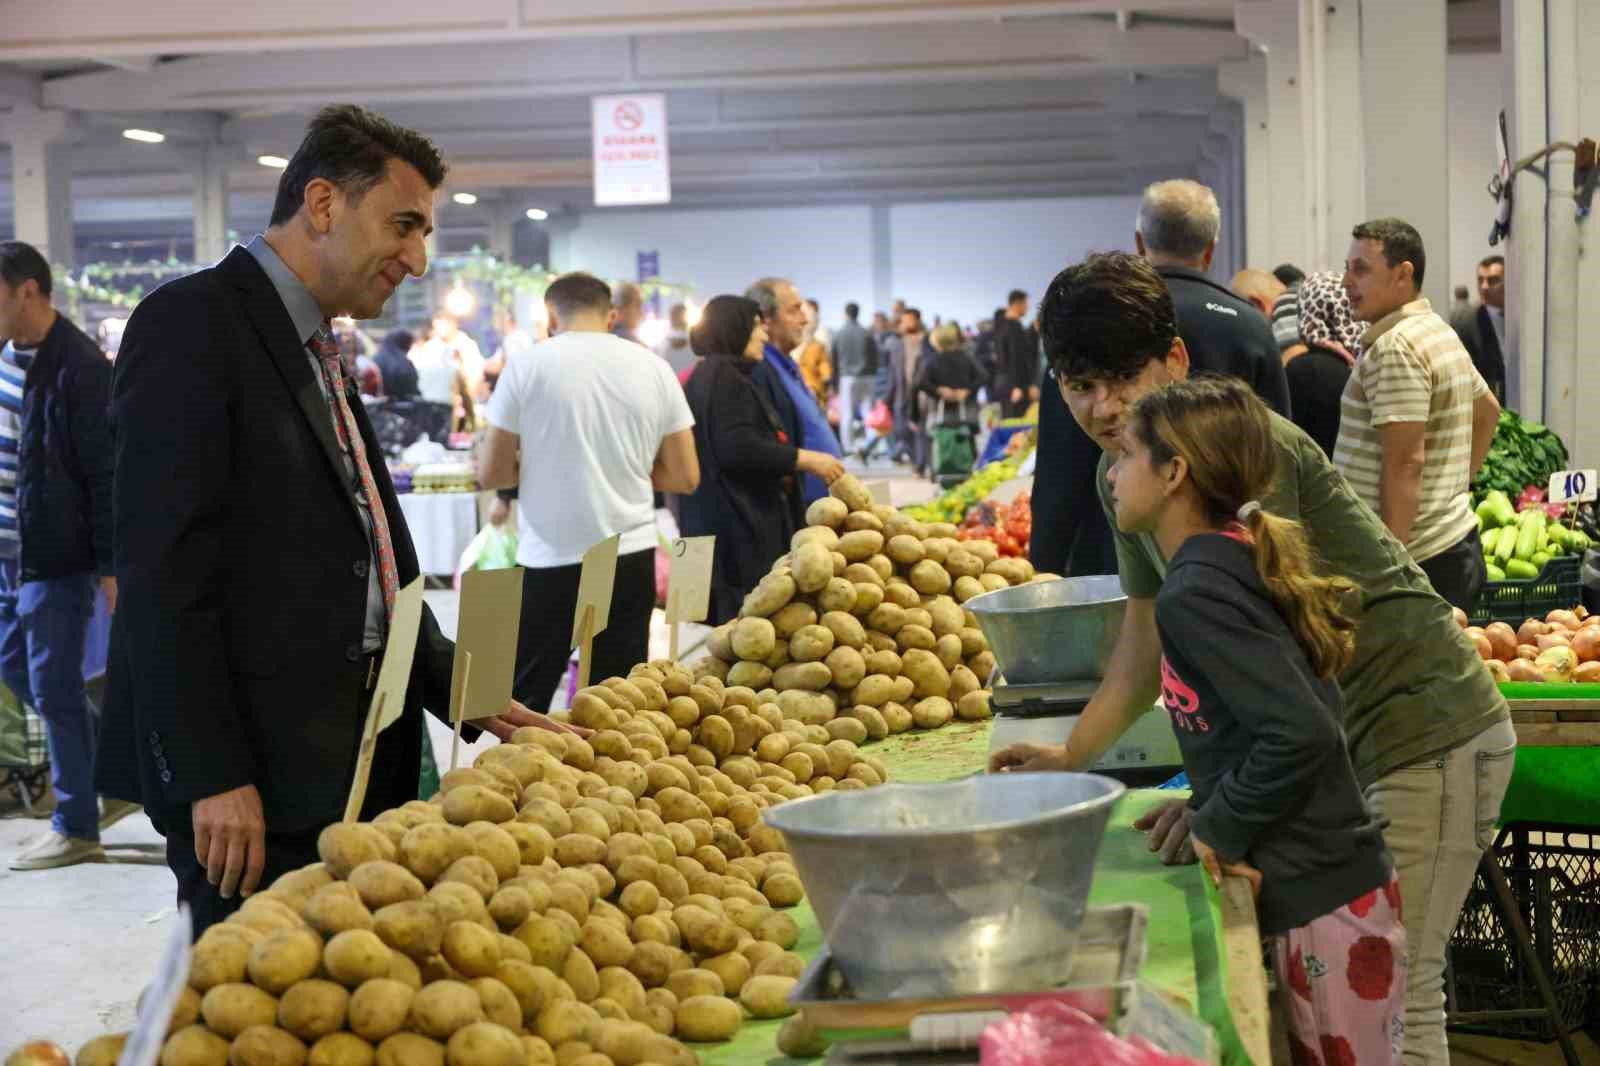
[28,458,1595,1062]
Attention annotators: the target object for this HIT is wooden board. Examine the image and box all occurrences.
[1218,876,1272,1066]
[1512,722,1600,747]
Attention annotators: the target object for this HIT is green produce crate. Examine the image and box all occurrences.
[1469,555,1583,627]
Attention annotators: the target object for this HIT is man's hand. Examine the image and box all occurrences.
[1191,832,1263,898]
[480,700,593,741]
[99,576,118,613]
[1010,387,1024,404]
[192,784,266,899]
[1132,800,1198,866]
[988,741,1072,774]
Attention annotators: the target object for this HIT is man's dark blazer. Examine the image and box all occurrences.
[97,246,463,834]
[1451,304,1507,403]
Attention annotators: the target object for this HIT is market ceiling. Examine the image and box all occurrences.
[0,0,1501,244]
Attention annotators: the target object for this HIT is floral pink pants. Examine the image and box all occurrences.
[1271,876,1408,1066]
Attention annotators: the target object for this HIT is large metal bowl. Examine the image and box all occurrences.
[761,772,1126,998]
[965,575,1127,683]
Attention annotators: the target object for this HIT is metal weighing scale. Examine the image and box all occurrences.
[990,679,1185,788]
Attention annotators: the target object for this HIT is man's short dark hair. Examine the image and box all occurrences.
[1039,251,1177,381]
[805,298,820,313]
[901,307,923,326]
[1007,289,1028,306]
[0,241,51,298]
[1479,254,1505,270]
[1272,263,1305,287]
[844,302,859,320]
[544,272,613,320]
[269,105,448,227]
[1352,217,1427,289]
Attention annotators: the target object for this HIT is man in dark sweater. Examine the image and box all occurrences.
[992,289,1038,418]
[1135,180,1290,416]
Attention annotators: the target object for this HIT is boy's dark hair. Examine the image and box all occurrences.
[1039,251,1177,381]
[1007,288,1028,306]
[270,104,448,227]
[1352,217,1427,289]
[1272,263,1305,287]
[844,302,860,319]
[0,241,52,298]
[544,272,614,320]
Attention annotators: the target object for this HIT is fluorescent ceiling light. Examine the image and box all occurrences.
[122,128,165,143]
[452,192,479,206]
[257,155,289,169]
[525,208,549,221]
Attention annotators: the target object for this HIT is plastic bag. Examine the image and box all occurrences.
[457,522,519,577]
[866,400,893,434]
[980,1003,1203,1066]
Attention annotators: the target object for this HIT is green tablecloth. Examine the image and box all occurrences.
[697,722,1249,1066]
[1499,745,1600,826]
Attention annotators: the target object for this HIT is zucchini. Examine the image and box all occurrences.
[1505,558,1540,580]
[1486,562,1506,582]
[1514,510,1546,562]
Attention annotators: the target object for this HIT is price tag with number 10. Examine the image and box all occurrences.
[1549,469,1598,505]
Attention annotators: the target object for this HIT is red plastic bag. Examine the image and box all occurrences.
[980,1003,1203,1066]
[865,401,893,433]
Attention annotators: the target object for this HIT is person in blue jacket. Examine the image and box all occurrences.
[744,277,842,502]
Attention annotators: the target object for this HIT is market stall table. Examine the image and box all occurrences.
[697,722,1266,1066]
[396,490,482,576]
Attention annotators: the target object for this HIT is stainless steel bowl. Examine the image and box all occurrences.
[761,772,1126,998]
[965,575,1127,683]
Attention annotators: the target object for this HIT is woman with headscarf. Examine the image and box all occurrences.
[679,296,846,624]
[1282,271,1363,458]
[373,328,420,400]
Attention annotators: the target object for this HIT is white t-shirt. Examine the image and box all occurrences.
[487,331,694,568]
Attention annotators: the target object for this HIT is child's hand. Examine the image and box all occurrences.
[988,742,1071,774]
[1133,800,1196,865]
[1191,833,1264,898]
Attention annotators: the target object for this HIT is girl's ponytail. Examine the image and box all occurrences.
[1239,507,1357,678]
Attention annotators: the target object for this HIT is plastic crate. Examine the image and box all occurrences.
[1447,824,1600,1041]
[1469,554,1583,627]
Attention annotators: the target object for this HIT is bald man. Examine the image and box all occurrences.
[1230,268,1286,319]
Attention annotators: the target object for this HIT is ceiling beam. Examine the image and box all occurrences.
[42,20,1246,111]
[5,0,1232,61]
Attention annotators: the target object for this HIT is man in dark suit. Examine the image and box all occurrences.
[1451,254,1507,403]
[97,105,575,935]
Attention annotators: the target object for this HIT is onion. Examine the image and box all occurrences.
[1547,609,1581,631]
[1452,606,1470,629]
[1576,661,1600,683]
[1507,659,1545,682]
[1517,644,1540,661]
[1537,645,1577,682]
[1464,628,1493,660]
[1484,622,1518,661]
[1572,627,1600,663]
[1518,619,1552,646]
[1537,631,1573,651]
[1486,659,1511,683]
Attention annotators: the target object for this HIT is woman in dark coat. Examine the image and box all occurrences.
[679,296,846,624]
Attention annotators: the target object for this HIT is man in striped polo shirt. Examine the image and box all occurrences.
[1334,218,1503,610]
[0,242,121,870]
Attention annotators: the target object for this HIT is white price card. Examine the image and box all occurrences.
[1548,469,1598,504]
[572,534,621,648]
[666,536,716,624]
[118,906,193,1066]
[862,480,892,507]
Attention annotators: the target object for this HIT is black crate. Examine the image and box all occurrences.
[1469,555,1583,627]
[1448,824,1600,1041]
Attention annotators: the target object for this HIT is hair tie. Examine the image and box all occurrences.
[1237,500,1262,522]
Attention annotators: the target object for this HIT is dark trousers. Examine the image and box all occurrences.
[0,559,97,838]
[514,548,655,710]
[162,650,413,939]
[1419,526,1487,612]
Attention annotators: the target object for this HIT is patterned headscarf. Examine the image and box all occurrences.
[1297,271,1364,366]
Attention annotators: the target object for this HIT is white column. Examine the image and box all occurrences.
[487,202,518,261]
[1234,0,1310,269]
[1218,55,1272,270]
[1359,0,1450,310]
[545,212,577,273]
[192,142,229,265]
[1571,1,1600,462]
[870,203,893,316]
[1300,0,1364,270]
[1543,0,1582,451]
[1500,0,1546,417]
[2,105,74,267]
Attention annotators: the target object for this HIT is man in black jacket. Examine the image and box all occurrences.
[97,105,571,934]
[992,289,1037,418]
[1134,180,1291,417]
[1451,254,1507,403]
[0,242,118,871]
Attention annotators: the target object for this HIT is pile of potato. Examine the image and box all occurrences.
[76,657,894,1066]
[685,474,1051,739]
